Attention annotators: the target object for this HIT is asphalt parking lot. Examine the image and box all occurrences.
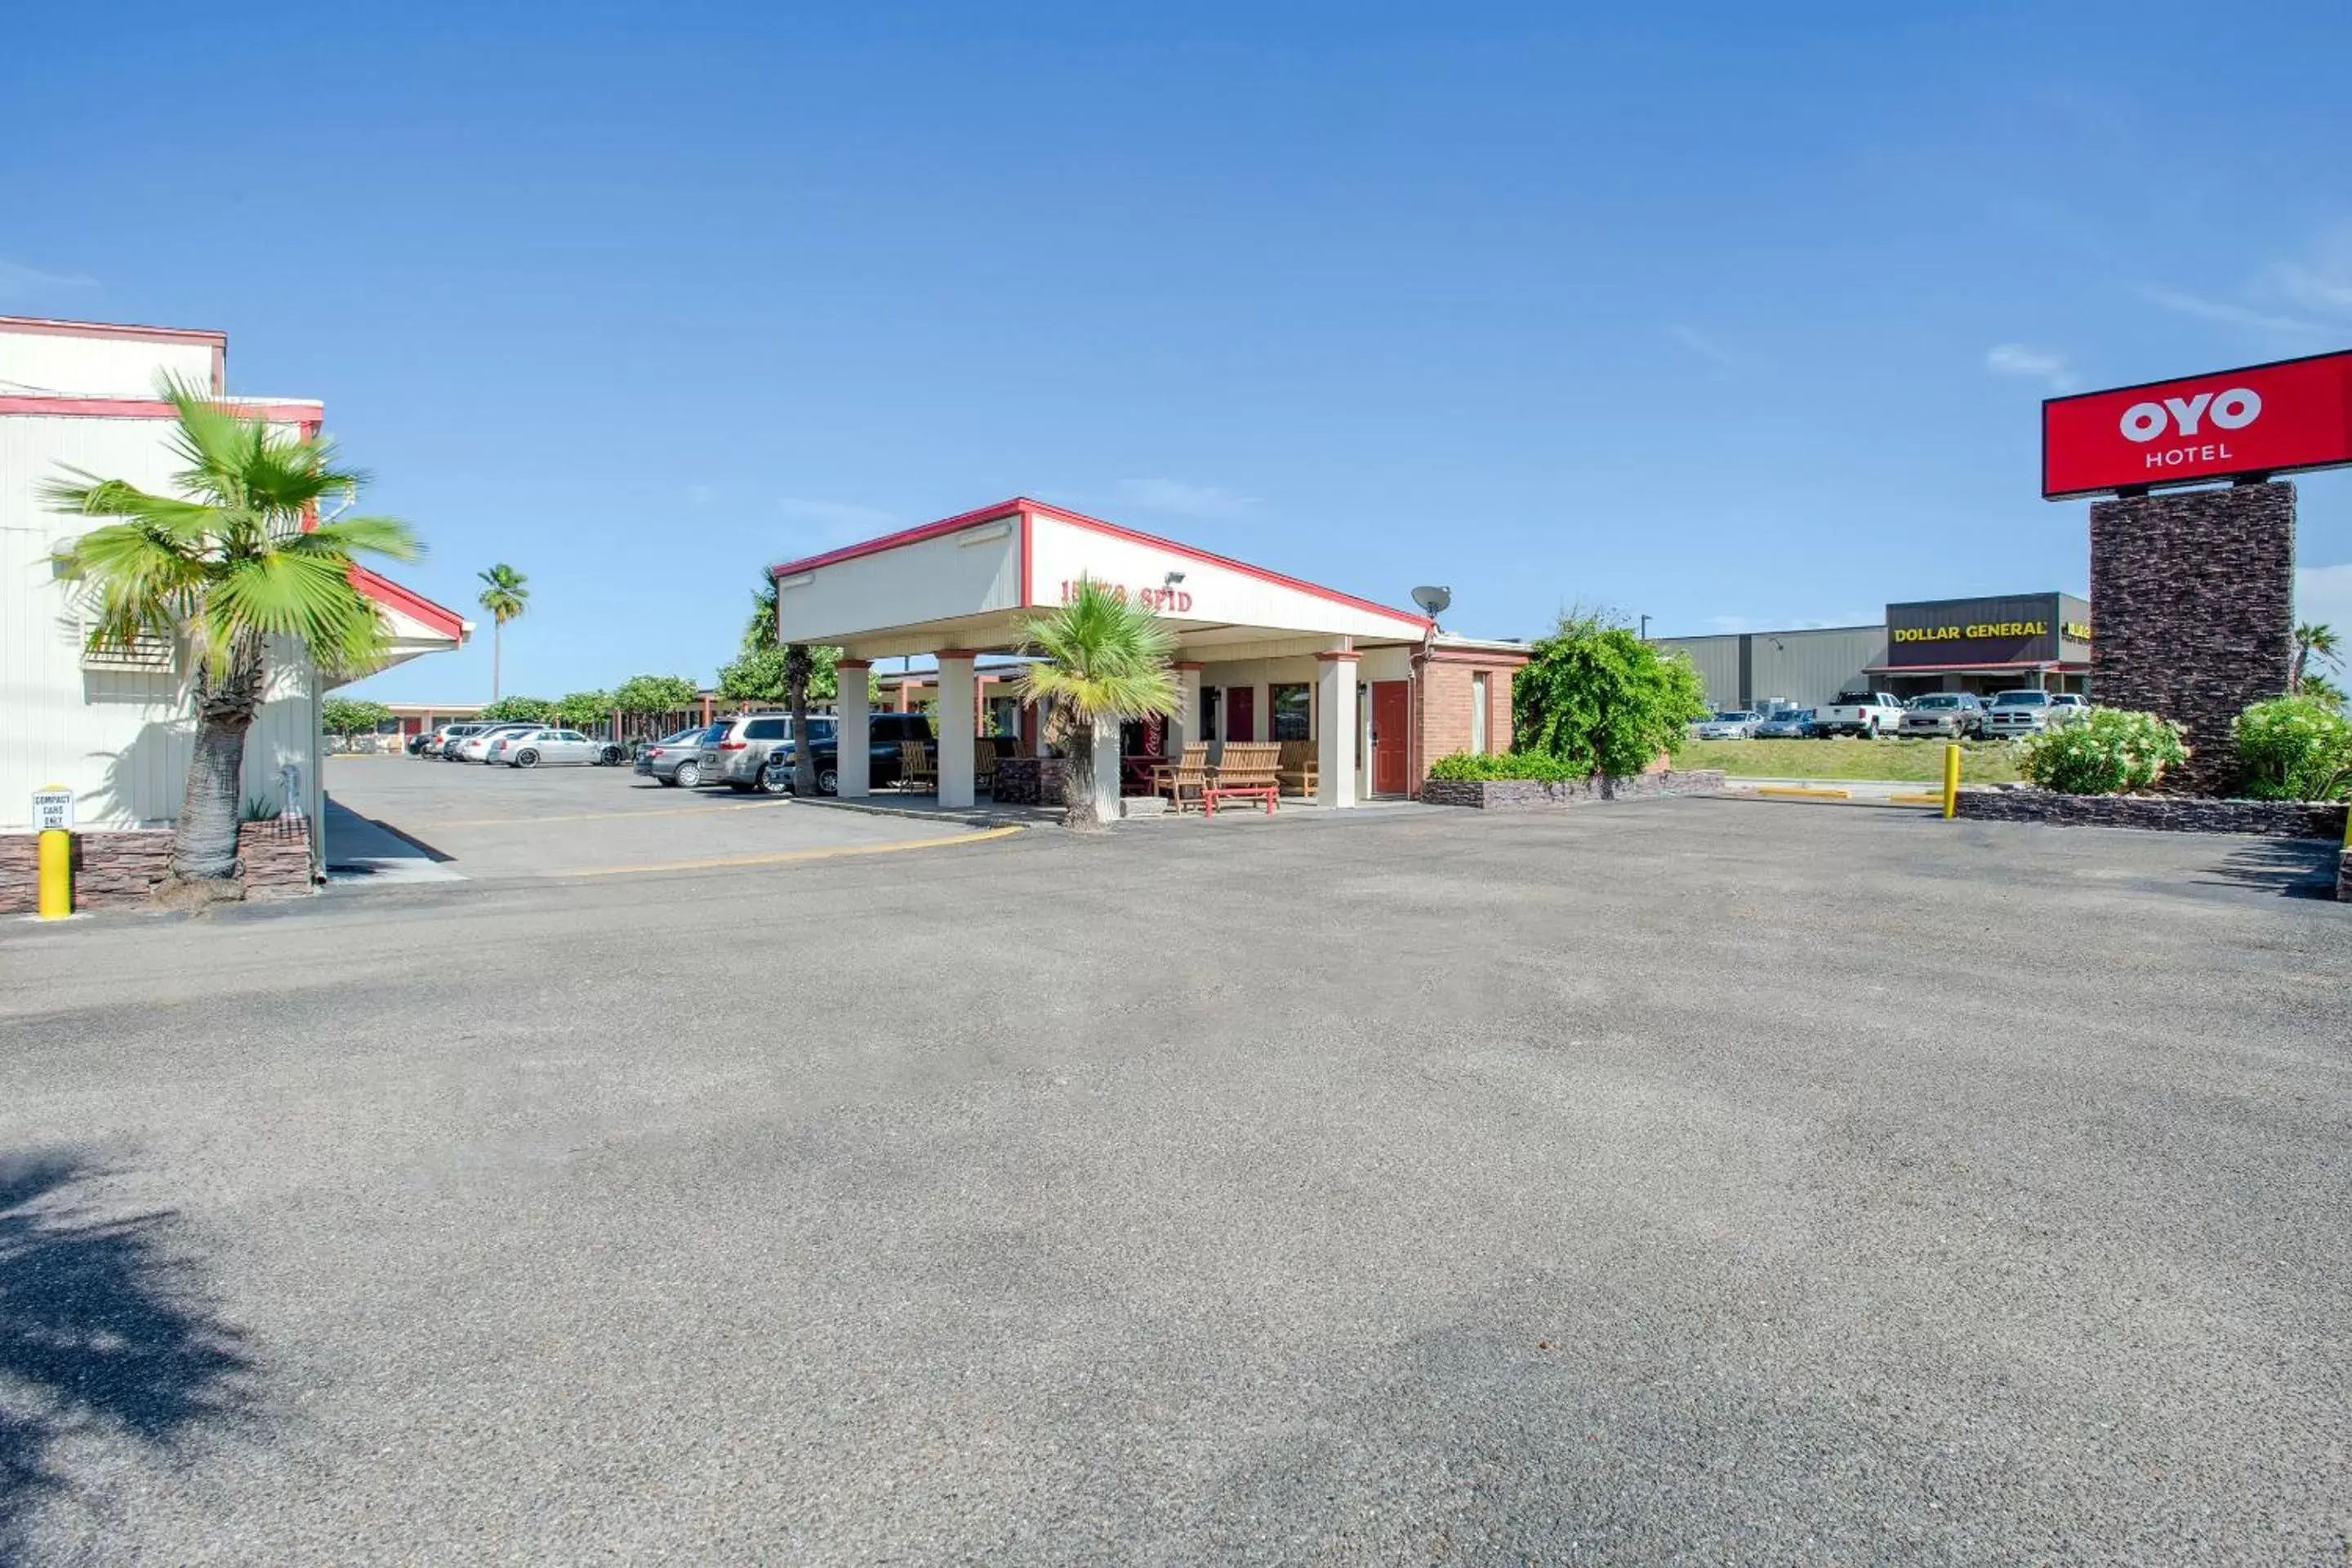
[321,754,980,881]
[2,802,2347,1562]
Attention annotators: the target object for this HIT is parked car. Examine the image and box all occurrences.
[403,730,433,755]
[697,712,840,791]
[635,724,724,787]
[425,721,494,758]
[773,712,934,795]
[1983,688,2058,738]
[1754,708,1815,739]
[485,727,612,768]
[1694,710,1766,740]
[1815,690,1907,738]
[2047,693,2090,725]
[1899,693,1987,740]
[450,722,543,762]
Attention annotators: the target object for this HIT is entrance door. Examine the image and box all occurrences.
[1370,681,1410,795]
[1225,685,1255,743]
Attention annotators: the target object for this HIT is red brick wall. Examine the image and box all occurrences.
[0,819,314,912]
[1411,656,1521,793]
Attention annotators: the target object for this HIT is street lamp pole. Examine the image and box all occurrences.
[1639,613,1651,640]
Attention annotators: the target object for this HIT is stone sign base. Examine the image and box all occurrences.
[2089,481,2294,795]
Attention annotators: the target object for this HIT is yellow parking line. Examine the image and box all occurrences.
[555,824,1023,878]
[1886,791,1944,806]
[1753,786,1852,800]
[420,802,773,830]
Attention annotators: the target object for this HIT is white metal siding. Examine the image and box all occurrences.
[0,333,216,397]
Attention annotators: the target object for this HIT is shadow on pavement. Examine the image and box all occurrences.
[2194,838,2344,900]
[0,1153,252,1562]
[323,795,454,869]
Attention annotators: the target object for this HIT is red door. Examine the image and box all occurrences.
[1370,681,1410,795]
[1225,686,1255,743]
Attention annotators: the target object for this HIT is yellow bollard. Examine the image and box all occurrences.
[37,829,71,918]
[1942,742,1961,819]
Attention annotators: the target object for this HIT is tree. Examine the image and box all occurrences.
[553,690,612,730]
[612,673,699,714]
[1014,577,1178,830]
[45,376,420,886]
[478,695,554,723]
[719,580,840,704]
[2291,621,2341,696]
[321,697,393,737]
[477,563,529,700]
[786,644,817,795]
[1512,609,1710,777]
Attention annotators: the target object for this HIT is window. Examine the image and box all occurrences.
[1201,688,1221,742]
[1271,684,1312,742]
[743,718,787,740]
[1471,674,1490,755]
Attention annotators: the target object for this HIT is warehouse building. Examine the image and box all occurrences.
[1655,592,2092,711]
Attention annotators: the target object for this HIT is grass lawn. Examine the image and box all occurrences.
[1676,737,2023,783]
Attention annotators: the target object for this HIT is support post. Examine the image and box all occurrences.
[835,659,872,798]
[936,652,977,808]
[1316,648,1359,809]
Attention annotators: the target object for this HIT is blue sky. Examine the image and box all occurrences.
[8,1,2352,702]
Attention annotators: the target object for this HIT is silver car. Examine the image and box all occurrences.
[450,722,543,762]
[490,727,608,768]
[1693,710,1764,741]
[698,712,839,791]
[1754,709,1814,739]
[1983,689,2056,738]
[635,724,724,787]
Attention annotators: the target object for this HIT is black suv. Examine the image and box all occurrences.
[764,712,933,795]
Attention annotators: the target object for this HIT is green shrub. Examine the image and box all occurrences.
[2233,695,2352,801]
[2015,707,2187,795]
[1426,751,1589,783]
[1512,610,1710,776]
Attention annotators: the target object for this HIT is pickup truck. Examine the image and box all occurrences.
[1815,691,1906,738]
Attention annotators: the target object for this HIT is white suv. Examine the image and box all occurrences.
[697,713,839,791]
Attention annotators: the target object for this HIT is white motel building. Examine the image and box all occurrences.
[0,315,467,837]
[773,499,1532,809]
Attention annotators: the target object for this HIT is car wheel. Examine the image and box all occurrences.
[759,764,791,795]
[674,760,702,788]
[817,766,839,796]
[515,749,539,768]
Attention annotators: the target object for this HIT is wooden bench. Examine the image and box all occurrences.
[1276,740,1318,798]
[1152,742,1209,813]
[1202,742,1281,817]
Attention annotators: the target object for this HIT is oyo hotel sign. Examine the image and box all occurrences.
[2042,350,2352,500]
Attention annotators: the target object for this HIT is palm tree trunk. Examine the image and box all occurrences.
[786,644,815,795]
[1060,715,1111,831]
[171,635,265,881]
[492,620,502,702]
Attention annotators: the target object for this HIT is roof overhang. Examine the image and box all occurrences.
[769,497,1431,660]
[347,567,470,679]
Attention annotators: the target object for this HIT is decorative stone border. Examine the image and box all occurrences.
[1419,769,1728,812]
[1953,788,2348,840]
[990,757,1067,807]
[0,818,315,913]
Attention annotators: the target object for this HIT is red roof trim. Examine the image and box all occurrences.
[768,496,1432,631]
[0,394,322,421]
[0,314,227,346]
[351,566,466,641]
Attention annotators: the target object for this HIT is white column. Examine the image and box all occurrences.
[1317,651,1359,809]
[1092,716,1124,821]
[1173,663,1204,751]
[836,659,871,798]
[936,652,976,808]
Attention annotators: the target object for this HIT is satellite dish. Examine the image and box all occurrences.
[1411,585,1452,617]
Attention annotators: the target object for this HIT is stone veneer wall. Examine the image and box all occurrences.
[0,818,314,912]
[2088,481,2295,795]
[1954,788,2346,840]
[989,758,1067,807]
[1419,769,1727,811]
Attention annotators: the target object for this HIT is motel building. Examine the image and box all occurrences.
[772,500,1530,809]
[0,316,467,855]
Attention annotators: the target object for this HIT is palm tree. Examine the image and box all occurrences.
[44,376,419,885]
[2291,621,2341,695]
[785,642,817,795]
[477,563,529,700]
[1014,577,1180,830]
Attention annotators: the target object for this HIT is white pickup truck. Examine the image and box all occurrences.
[1815,690,1906,738]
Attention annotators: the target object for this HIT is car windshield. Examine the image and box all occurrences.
[1712,712,1746,723]
[1912,695,1959,709]
[1993,692,2047,706]
[700,723,730,742]
[659,728,704,745]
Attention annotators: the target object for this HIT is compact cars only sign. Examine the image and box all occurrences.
[2042,350,2352,500]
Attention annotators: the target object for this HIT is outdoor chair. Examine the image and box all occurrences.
[973,736,1001,793]
[899,741,937,794]
[1276,740,1318,798]
[1202,742,1281,817]
[1152,742,1209,813]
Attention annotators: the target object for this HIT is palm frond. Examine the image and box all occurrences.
[296,513,421,564]
[1013,577,1180,728]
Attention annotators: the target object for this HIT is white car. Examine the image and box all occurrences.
[450,722,541,762]
[1694,710,1765,740]
[488,727,610,768]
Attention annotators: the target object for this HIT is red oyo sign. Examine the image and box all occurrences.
[2042,350,2352,500]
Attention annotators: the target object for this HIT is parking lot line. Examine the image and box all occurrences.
[554,824,1024,878]
[417,800,777,830]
